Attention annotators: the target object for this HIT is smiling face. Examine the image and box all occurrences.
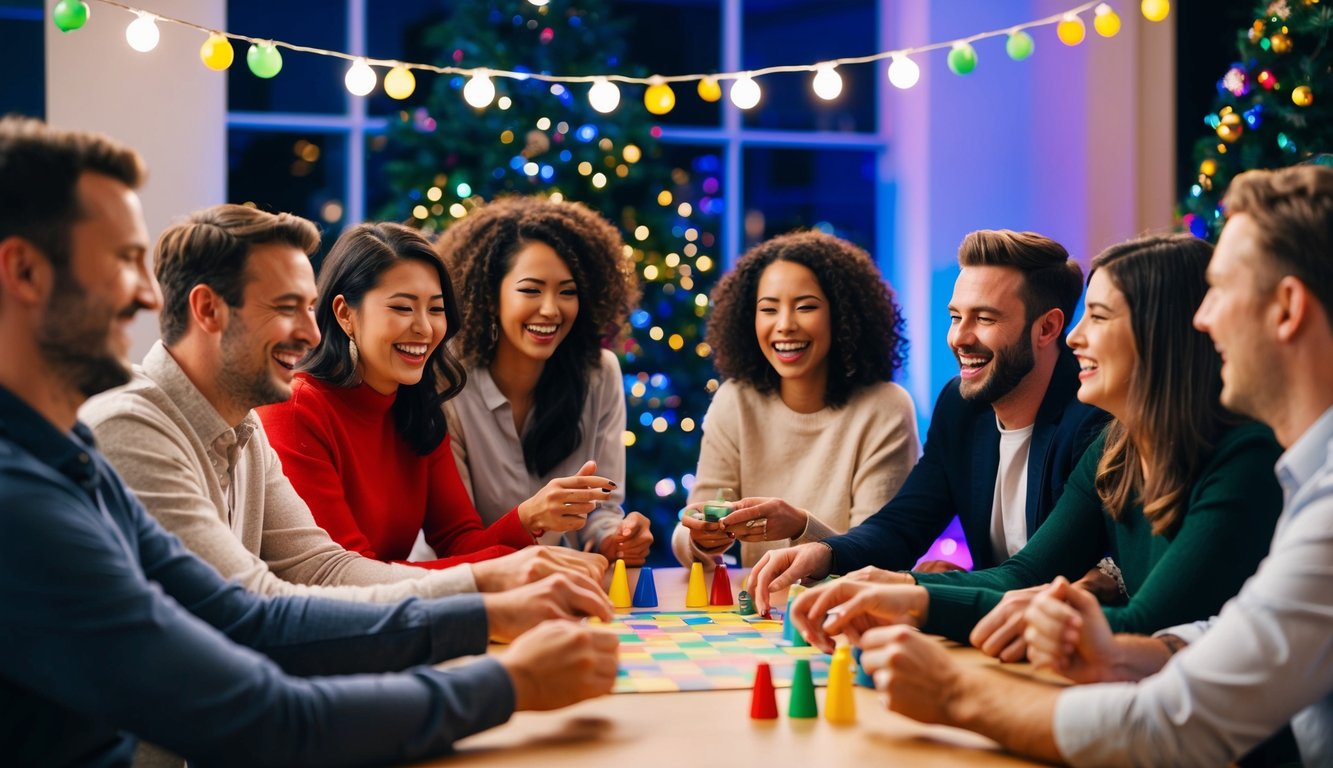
[947,265,1036,404]
[1067,269,1137,419]
[216,243,320,410]
[36,172,160,398]
[339,259,447,395]
[1193,213,1279,421]
[753,260,832,390]
[495,241,579,364]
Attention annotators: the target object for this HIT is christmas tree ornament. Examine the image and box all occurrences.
[1216,110,1244,142]
[1270,32,1294,53]
[1292,85,1314,106]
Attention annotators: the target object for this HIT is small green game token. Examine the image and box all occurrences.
[703,487,736,522]
[738,589,756,615]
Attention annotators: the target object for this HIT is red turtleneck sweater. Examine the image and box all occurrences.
[258,374,532,569]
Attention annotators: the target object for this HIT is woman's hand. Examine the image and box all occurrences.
[718,497,810,544]
[517,460,613,536]
[679,503,735,553]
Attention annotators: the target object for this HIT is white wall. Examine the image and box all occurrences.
[46,0,227,361]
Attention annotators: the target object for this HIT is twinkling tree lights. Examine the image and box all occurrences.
[1182,0,1333,239]
[378,0,721,561]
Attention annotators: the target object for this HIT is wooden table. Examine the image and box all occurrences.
[429,567,1053,767]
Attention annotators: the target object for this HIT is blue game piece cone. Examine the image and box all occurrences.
[852,646,874,688]
[632,566,659,608]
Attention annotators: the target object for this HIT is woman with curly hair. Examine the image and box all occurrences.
[259,222,546,567]
[434,197,653,564]
[672,230,920,567]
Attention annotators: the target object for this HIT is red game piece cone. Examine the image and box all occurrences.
[749,662,778,720]
[710,563,734,606]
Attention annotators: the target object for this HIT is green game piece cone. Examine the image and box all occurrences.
[788,659,818,718]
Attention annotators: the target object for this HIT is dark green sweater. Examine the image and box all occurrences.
[915,422,1283,643]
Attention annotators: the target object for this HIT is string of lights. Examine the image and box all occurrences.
[50,0,1172,114]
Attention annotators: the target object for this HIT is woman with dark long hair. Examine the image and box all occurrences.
[673,230,919,567]
[791,234,1285,660]
[259,222,551,567]
[434,197,652,563]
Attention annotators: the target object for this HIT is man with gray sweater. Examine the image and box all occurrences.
[82,203,607,602]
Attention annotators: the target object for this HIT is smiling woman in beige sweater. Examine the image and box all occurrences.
[673,231,919,567]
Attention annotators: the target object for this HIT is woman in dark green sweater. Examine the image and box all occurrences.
[791,234,1283,659]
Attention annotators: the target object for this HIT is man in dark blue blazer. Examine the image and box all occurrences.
[751,230,1107,613]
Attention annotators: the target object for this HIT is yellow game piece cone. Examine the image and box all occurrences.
[686,562,708,607]
[609,558,632,609]
[825,645,857,724]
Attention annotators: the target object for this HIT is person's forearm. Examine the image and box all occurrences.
[1102,634,1175,682]
[946,666,1064,764]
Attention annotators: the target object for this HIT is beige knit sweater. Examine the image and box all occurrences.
[672,379,919,567]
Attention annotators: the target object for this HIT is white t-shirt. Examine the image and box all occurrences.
[989,416,1034,565]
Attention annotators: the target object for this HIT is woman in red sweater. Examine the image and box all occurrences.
[259,223,614,568]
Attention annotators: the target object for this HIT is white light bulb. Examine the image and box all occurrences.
[463,71,496,109]
[887,55,920,90]
[344,59,376,96]
[126,13,160,53]
[729,74,761,110]
[812,64,843,100]
[528,0,550,5]
[588,78,621,114]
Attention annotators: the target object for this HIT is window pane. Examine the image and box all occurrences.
[741,0,876,133]
[365,0,449,116]
[622,0,723,127]
[227,129,347,261]
[227,0,347,114]
[1,3,43,118]
[742,146,876,249]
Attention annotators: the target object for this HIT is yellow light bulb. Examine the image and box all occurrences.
[1141,0,1170,22]
[1094,4,1121,37]
[644,81,676,115]
[697,77,722,102]
[1057,15,1086,46]
[199,33,234,71]
[384,66,416,100]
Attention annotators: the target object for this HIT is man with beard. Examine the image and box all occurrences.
[751,230,1107,613]
[852,163,1333,768]
[82,204,609,605]
[0,116,618,767]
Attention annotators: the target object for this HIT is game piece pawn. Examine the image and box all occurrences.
[788,659,818,718]
[749,662,778,720]
[710,562,734,606]
[737,589,756,616]
[852,646,874,688]
[632,565,658,608]
[686,562,708,607]
[608,559,632,609]
[781,593,808,646]
[825,645,857,724]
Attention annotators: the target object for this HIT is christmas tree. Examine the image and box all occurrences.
[379,0,721,562]
[1182,0,1333,239]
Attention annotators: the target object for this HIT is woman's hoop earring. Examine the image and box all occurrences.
[489,321,499,343]
[348,336,360,370]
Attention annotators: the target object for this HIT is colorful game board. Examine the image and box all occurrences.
[604,611,831,694]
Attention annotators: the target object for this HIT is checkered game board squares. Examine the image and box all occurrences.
[601,611,831,694]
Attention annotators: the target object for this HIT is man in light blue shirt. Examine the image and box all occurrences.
[846,165,1333,766]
